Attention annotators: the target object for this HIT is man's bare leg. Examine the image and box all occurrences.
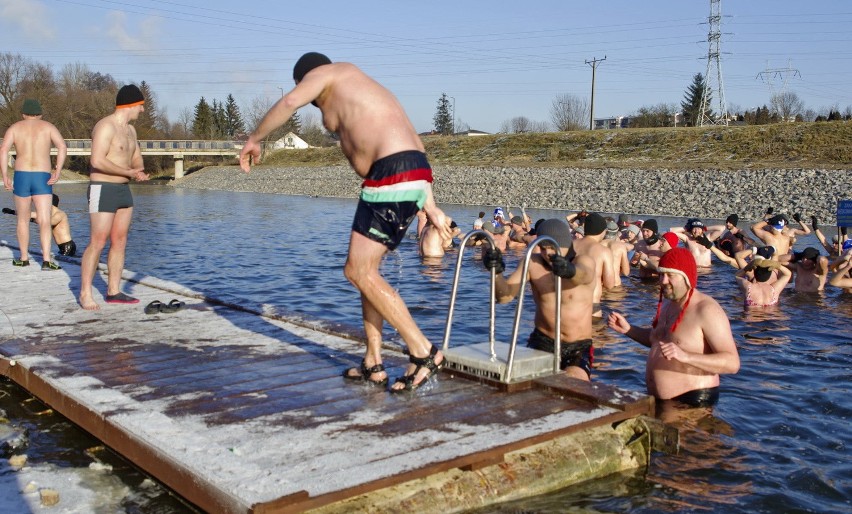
[79,212,115,310]
[343,293,388,384]
[343,231,443,390]
[13,195,31,262]
[105,208,133,296]
[32,194,53,263]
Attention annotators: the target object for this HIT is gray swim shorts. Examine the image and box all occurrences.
[87,182,134,213]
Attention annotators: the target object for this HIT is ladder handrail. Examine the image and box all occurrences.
[442,231,564,381]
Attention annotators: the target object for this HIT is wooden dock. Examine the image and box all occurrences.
[0,244,655,513]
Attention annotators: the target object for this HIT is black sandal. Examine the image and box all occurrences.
[343,360,388,386]
[390,345,444,393]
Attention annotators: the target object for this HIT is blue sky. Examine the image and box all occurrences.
[2,0,850,134]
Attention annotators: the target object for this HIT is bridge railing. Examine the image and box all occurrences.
[62,139,242,150]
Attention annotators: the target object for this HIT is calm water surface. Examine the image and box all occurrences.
[1,183,850,513]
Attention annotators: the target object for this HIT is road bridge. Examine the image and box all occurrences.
[3,139,242,179]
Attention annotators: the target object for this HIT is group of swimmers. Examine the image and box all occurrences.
[456,205,850,410]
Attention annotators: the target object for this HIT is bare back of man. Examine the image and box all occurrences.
[240,55,452,393]
[602,238,630,288]
[571,236,615,316]
[1,106,67,267]
[419,221,453,258]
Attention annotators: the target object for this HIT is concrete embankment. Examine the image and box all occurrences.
[172,165,850,224]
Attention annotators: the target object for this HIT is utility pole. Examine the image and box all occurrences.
[585,56,606,130]
[449,96,456,135]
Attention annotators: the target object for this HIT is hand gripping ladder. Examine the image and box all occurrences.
[441,230,564,386]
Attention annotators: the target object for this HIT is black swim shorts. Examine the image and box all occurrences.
[352,150,433,251]
[669,386,720,408]
[87,182,133,213]
[527,328,594,378]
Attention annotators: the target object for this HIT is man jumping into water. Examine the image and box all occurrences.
[240,52,452,392]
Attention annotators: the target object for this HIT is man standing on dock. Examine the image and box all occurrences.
[79,85,150,310]
[1,99,67,270]
[607,248,740,408]
[239,52,452,392]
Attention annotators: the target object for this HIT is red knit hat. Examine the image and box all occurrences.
[652,247,697,333]
[661,232,680,250]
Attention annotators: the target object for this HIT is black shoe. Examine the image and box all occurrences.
[42,261,61,271]
[12,258,30,267]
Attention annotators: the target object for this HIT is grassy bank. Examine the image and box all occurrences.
[262,122,851,170]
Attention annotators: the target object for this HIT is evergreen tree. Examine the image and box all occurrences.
[192,97,212,139]
[681,73,711,127]
[224,94,245,137]
[211,99,228,138]
[136,81,159,139]
[433,93,453,135]
[281,112,301,134]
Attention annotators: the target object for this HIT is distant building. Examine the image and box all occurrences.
[456,129,491,136]
[593,116,630,130]
[270,132,310,150]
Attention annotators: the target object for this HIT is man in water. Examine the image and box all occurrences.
[786,247,828,292]
[79,85,150,310]
[419,219,460,258]
[607,248,740,408]
[712,214,755,257]
[482,219,597,380]
[569,212,615,317]
[602,217,631,287]
[0,99,67,269]
[3,193,77,256]
[631,218,665,278]
[828,241,852,293]
[751,213,810,262]
[239,53,452,392]
[671,218,721,267]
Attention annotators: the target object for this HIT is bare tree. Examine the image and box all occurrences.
[0,53,31,108]
[630,103,678,128]
[178,107,193,136]
[770,91,805,121]
[550,93,589,131]
[500,117,549,133]
[299,110,332,147]
[504,116,531,133]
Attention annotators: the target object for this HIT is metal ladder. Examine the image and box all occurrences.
[441,229,565,384]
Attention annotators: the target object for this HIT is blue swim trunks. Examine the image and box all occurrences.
[12,171,52,197]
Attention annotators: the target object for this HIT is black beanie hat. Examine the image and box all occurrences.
[536,219,573,251]
[643,219,659,234]
[583,212,607,236]
[116,84,144,107]
[293,52,331,82]
[726,213,739,227]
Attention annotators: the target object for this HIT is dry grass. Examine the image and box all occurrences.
[262,122,851,170]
